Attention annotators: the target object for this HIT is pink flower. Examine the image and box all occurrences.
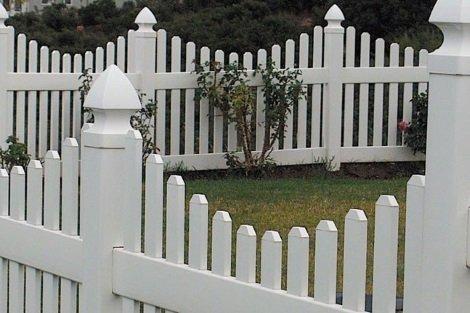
[398,120,410,133]
[76,25,85,32]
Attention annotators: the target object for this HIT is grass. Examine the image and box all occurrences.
[182,175,409,297]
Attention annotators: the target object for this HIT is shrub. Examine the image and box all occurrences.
[195,59,304,175]
[402,92,428,155]
[0,136,30,171]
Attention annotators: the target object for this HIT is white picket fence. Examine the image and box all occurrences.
[0,63,427,313]
[0,4,427,170]
[1,2,470,313]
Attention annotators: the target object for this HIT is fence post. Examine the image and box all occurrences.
[132,7,157,144]
[80,65,141,313]
[419,2,470,312]
[0,4,12,149]
[323,5,344,171]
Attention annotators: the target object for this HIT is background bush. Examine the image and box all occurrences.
[6,0,442,56]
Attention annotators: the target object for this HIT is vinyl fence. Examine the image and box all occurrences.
[0,63,428,313]
[0,4,427,171]
[0,2,470,313]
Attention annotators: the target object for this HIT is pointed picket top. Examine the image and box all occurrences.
[63,137,79,147]
[28,160,42,169]
[0,3,8,27]
[45,150,60,160]
[237,225,256,237]
[430,0,470,24]
[346,208,367,222]
[146,153,163,165]
[135,7,157,32]
[408,174,426,187]
[11,166,25,175]
[262,231,282,242]
[317,220,338,232]
[167,175,184,186]
[190,194,208,205]
[288,227,309,238]
[84,65,141,110]
[213,211,231,223]
[0,168,8,178]
[325,4,344,27]
[376,195,399,207]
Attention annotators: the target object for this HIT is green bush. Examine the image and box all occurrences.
[403,92,428,155]
[0,136,30,171]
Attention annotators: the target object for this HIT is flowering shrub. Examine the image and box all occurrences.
[401,92,428,154]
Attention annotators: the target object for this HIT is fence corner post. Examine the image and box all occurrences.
[419,1,470,312]
[0,4,10,149]
[80,65,141,313]
[323,5,344,171]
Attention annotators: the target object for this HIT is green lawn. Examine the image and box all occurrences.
[183,175,409,297]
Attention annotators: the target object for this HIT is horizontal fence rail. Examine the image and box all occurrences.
[0,5,427,170]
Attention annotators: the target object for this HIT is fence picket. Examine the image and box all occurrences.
[171,37,182,155]
[373,39,385,146]
[343,27,355,147]
[10,166,25,220]
[0,169,7,216]
[311,26,323,148]
[255,49,267,151]
[261,231,282,290]
[44,150,60,230]
[403,47,414,125]
[284,39,295,149]
[236,225,256,283]
[403,175,426,313]
[9,261,24,313]
[16,34,26,142]
[166,175,185,264]
[96,47,104,72]
[156,29,167,155]
[387,43,400,146]
[342,209,368,311]
[117,36,126,71]
[199,47,210,154]
[271,45,281,150]
[72,54,83,139]
[228,52,239,151]
[62,138,79,235]
[213,50,224,153]
[287,227,309,297]
[62,54,72,141]
[0,257,5,313]
[25,266,41,313]
[26,160,42,225]
[27,40,38,156]
[43,272,59,313]
[418,50,428,94]
[188,194,208,270]
[106,42,115,68]
[144,154,164,258]
[314,220,338,304]
[51,50,61,151]
[372,196,399,313]
[39,46,49,156]
[184,42,196,155]
[243,52,253,150]
[358,33,370,146]
[297,34,308,148]
[211,211,232,276]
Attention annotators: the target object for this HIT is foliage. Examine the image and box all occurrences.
[195,60,304,175]
[78,72,158,161]
[402,92,428,155]
[0,136,30,171]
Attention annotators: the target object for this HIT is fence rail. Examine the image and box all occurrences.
[0,5,427,170]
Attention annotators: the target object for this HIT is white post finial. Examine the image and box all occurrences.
[0,3,8,27]
[325,4,344,28]
[135,7,157,32]
[418,1,470,313]
[83,64,141,139]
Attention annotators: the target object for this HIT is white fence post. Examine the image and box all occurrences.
[323,5,344,171]
[419,2,470,313]
[0,5,12,149]
[133,7,156,143]
[80,65,141,313]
